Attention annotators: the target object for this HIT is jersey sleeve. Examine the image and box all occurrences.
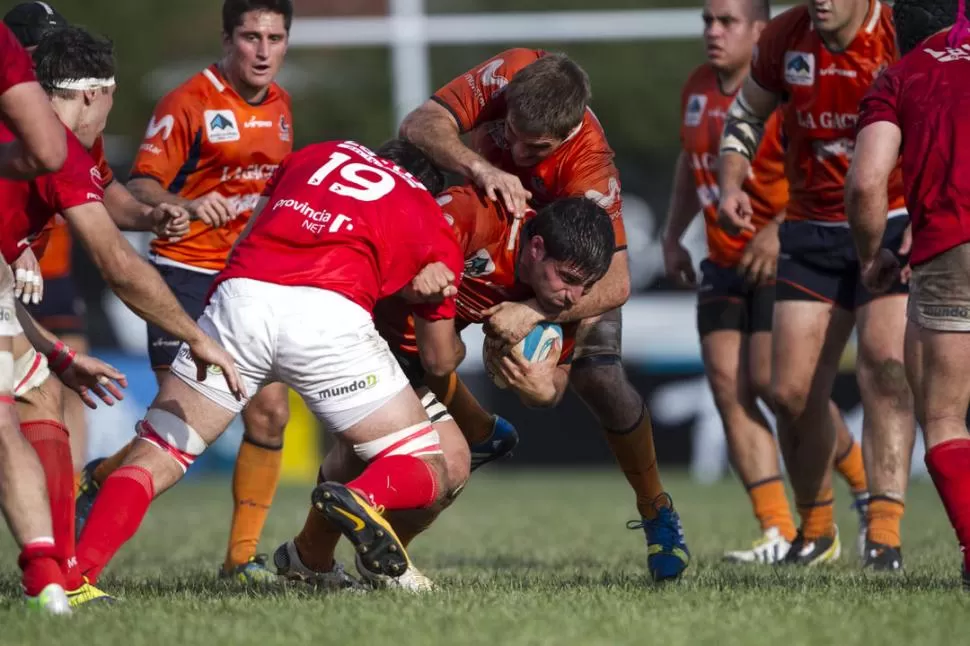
[42,139,105,213]
[411,226,465,322]
[750,15,793,96]
[560,155,626,249]
[89,136,115,187]
[129,89,198,189]
[432,48,543,133]
[857,63,902,131]
[0,24,36,95]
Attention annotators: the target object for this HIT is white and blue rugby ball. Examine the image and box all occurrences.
[483,322,563,390]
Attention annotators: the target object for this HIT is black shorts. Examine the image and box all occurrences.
[28,275,85,336]
[696,259,774,338]
[147,263,215,370]
[776,216,909,311]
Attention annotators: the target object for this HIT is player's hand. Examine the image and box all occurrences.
[59,353,128,409]
[662,239,697,288]
[481,300,546,347]
[470,161,532,219]
[187,334,246,401]
[400,262,458,303]
[860,248,901,295]
[717,188,756,236]
[151,203,191,241]
[187,192,235,228]
[12,247,43,305]
[494,340,562,406]
[898,222,913,285]
[738,220,780,286]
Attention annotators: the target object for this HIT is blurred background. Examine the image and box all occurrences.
[34,0,917,483]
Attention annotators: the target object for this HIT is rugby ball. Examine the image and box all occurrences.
[483,322,563,390]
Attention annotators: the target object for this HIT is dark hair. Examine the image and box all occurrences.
[223,0,293,35]
[524,197,615,284]
[3,2,67,48]
[32,26,114,99]
[375,139,446,196]
[894,0,965,54]
[504,53,591,139]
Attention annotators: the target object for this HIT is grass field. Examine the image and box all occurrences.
[1,470,969,646]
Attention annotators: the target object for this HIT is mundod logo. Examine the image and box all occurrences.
[784,52,815,86]
[204,110,240,143]
[684,93,708,127]
[318,374,379,399]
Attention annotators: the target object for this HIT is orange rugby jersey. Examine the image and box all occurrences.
[680,64,788,267]
[750,1,905,223]
[374,184,577,363]
[131,64,293,272]
[433,48,626,249]
[35,135,115,279]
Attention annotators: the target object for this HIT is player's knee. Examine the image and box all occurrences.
[243,397,289,445]
[771,381,811,422]
[569,356,642,426]
[136,407,208,474]
[859,356,911,404]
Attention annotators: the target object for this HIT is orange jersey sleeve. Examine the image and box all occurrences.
[559,137,625,249]
[432,48,543,133]
[133,66,294,271]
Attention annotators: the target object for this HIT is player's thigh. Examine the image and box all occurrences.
[771,299,855,414]
[275,286,419,440]
[567,308,632,407]
[415,385,469,492]
[146,264,213,371]
[168,278,276,420]
[10,332,60,422]
[855,293,909,400]
[697,259,754,410]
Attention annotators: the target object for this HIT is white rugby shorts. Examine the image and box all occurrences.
[170,278,410,432]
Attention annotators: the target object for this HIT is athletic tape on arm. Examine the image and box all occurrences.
[720,92,767,161]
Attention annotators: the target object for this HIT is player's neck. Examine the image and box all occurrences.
[217,60,271,105]
[716,64,750,96]
[818,1,871,51]
[49,96,80,138]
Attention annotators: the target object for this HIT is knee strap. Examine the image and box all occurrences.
[137,408,208,473]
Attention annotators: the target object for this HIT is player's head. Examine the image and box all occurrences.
[502,54,591,167]
[805,0,870,36]
[894,0,967,53]
[517,197,615,312]
[32,25,115,148]
[375,139,446,196]
[3,2,67,53]
[703,0,769,73]
[221,0,291,97]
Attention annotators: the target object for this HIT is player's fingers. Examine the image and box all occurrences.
[33,274,43,304]
[442,285,458,298]
[483,181,499,203]
[14,268,27,299]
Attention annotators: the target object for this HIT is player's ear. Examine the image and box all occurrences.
[528,234,546,262]
[82,89,96,106]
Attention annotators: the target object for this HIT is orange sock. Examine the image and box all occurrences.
[604,406,666,520]
[747,477,797,541]
[834,439,867,495]
[92,440,135,485]
[797,488,835,540]
[426,372,494,445]
[294,507,342,572]
[867,496,904,547]
[224,438,282,570]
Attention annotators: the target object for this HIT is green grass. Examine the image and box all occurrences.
[2,470,969,646]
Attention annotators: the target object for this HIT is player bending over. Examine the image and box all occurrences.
[73,139,467,590]
[848,0,970,588]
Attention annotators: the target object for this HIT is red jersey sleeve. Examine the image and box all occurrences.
[432,48,543,133]
[89,136,115,187]
[40,136,105,213]
[129,90,198,188]
[411,224,465,322]
[858,63,902,131]
[750,11,801,96]
[0,24,36,95]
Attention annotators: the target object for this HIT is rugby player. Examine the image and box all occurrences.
[2,25,244,608]
[0,17,70,615]
[75,0,295,584]
[73,139,467,590]
[848,0,970,586]
[718,0,913,568]
[278,187,618,590]
[663,0,868,563]
[400,49,690,581]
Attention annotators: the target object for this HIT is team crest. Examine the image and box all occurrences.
[279,114,291,142]
[465,249,496,277]
[204,109,240,143]
[784,52,815,86]
[684,94,707,127]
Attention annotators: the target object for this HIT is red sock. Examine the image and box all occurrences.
[76,465,155,584]
[346,455,438,510]
[21,420,81,590]
[18,538,65,596]
[925,438,970,571]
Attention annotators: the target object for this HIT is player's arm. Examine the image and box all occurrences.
[103,180,190,239]
[0,80,67,178]
[717,78,780,234]
[661,150,702,287]
[399,100,491,184]
[414,317,465,378]
[128,176,234,228]
[846,121,901,265]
